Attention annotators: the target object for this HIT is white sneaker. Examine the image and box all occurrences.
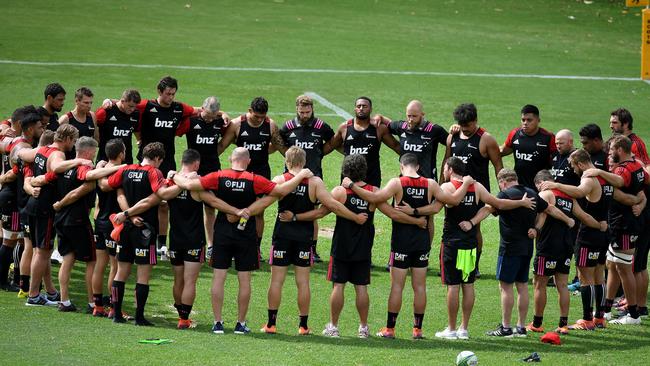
[158,246,168,261]
[322,323,340,337]
[610,315,641,325]
[50,249,63,264]
[456,328,469,340]
[603,312,612,320]
[434,327,457,340]
[358,324,369,339]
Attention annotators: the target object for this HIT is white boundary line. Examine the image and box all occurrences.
[0,59,644,83]
[230,111,340,117]
[304,92,353,120]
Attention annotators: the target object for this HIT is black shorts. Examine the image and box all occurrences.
[496,255,531,283]
[169,245,205,266]
[28,215,55,250]
[389,249,430,269]
[327,257,370,285]
[116,223,157,265]
[440,242,477,285]
[269,239,313,267]
[532,255,571,277]
[609,231,638,251]
[575,246,606,268]
[56,223,96,262]
[2,211,22,233]
[95,230,118,256]
[211,240,259,271]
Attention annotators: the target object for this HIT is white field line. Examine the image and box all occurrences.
[0,59,644,83]
[304,92,353,120]
[230,111,340,117]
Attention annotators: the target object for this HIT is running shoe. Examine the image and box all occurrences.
[58,302,77,312]
[322,323,340,338]
[486,324,513,337]
[260,324,277,334]
[234,322,251,334]
[525,322,544,333]
[568,319,595,330]
[412,327,424,339]
[610,315,641,325]
[357,324,369,339]
[212,321,224,334]
[456,328,469,340]
[25,294,57,307]
[435,327,457,339]
[376,327,395,339]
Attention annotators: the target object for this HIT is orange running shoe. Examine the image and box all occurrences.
[93,306,108,317]
[412,327,424,339]
[298,326,311,335]
[568,319,595,331]
[525,322,544,333]
[593,318,606,329]
[178,319,192,329]
[260,324,277,334]
[376,327,396,339]
[555,325,570,335]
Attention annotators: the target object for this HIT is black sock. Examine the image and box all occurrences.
[19,275,30,292]
[111,281,125,318]
[604,298,614,314]
[533,315,543,328]
[267,309,278,327]
[157,235,166,250]
[476,250,482,271]
[179,303,192,320]
[0,245,12,284]
[580,286,594,321]
[628,304,639,319]
[387,312,398,328]
[135,283,150,321]
[413,313,424,330]
[93,293,103,308]
[12,244,22,282]
[594,284,605,318]
[174,303,181,317]
[299,315,309,329]
[559,317,568,328]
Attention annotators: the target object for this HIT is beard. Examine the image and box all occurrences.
[355,112,368,120]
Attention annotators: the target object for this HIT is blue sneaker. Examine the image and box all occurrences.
[568,282,581,292]
[234,322,251,334]
[212,321,224,334]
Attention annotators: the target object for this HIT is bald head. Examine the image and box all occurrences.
[406,100,425,128]
[406,100,423,113]
[555,129,574,154]
[230,147,250,163]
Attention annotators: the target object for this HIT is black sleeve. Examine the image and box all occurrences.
[322,122,335,142]
[435,124,449,147]
[278,122,290,147]
[388,120,403,135]
[535,192,549,213]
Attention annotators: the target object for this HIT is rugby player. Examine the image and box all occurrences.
[58,87,98,143]
[42,83,66,132]
[95,89,141,164]
[578,123,608,171]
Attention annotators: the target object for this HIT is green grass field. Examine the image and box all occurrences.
[1,0,650,365]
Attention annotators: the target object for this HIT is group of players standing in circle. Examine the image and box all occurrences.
[0,76,647,340]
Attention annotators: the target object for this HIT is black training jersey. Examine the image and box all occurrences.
[280,117,334,178]
[504,127,556,189]
[46,113,59,132]
[184,116,225,175]
[0,137,26,199]
[272,173,315,242]
[450,128,490,190]
[537,190,574,257]
[168,182,205,246]
[496,185,548,257]
[53,165,94,226]
[389,120,448,180]
[95,184,120,234]
[576,176,612,247]
[96,105,138,164]
[551,150,580,186]
[236,115,272,177]
[199,169,276,243]
[24,146,60,216]
[135,99,193,166]
[343,120,382,187]
[589,149,608,171]
[391,176,431,252]
[442,181,479,249]
[331,184,376,261]
[15,160,30,212]
[107,164,164,227]
[608,159,648,233]
[65,111,96,159]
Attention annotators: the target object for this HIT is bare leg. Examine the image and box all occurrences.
[388,267,408,313]
[58,253,75,302]
[555,273,569,317]
[499,281,514,328]
[268,266,288,310]
[460,283,475,330]
[237,271,252,323]
[533,275,549,317]
[354,285,369,326]
[172,264,184,305]
[211,269,227,322]
[330,283,345,326]
[182,261,202,306]
[446,285,460,331]
[295,266,311,317]
[515,281,530,328]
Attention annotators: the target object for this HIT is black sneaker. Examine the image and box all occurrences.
[523,352,541,362]
[113,316,127,324]
[2,282,20,292]
[46,291,60,302]
[234,322,251,334]
[212,321,224,334]
[58,302,77,312]
[25,294,58,307]
[85,304,94,314]
[640,307,649,318]
[486,324,513,337]
[135,318,155,326]
[513,326,528,337]
[102,295,111,307]
[313,252,322,263]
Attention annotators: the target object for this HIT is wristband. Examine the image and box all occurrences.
[291,213,297,222]
[123,210,129,218]
[347,182,354,189]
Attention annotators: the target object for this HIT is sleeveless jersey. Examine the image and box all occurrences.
[576,176,613,247]
[442,181,479,249]
[331,184,376,261]
[65,112,96,159]
[389,120,448,180]
[0,136,27,197]
[236,115,272,177]
[537,190,574,257]
[46,113,59,132]
[25,146,60,216]
[96,105,138,164]
[589,149,608,171]
[280,117,334,178]
[450,128,490,190]
[272,173,315,242]
[551,150,580,186]
[185,116,225,175]
[343,120,382,187]
[608,159,648,233]
[95,184,120,234]
[391,176,431,252]
[54,165,94,226]
[168,184,205,246]
[504,127,556,189]
[107,164,165,227]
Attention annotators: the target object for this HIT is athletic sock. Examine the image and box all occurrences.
[559,317,568,328]
[580,286,594,321]
[179,303,192,320]
[533,315,543,328]
[157,235,166,250]
[13,244,22,280]
[134,283,150,321]
[603,298,614,314]
[93,293,103,308]
[594,284,605,317]
[19,275,30,292]
[111,281,125,318]
[628,304,639,319]
[299,315,309,329]
[0,245,12,284]
[387,311,398,328]
[174,303,181,317]
[413,313,424,330]
[267,309,278,327]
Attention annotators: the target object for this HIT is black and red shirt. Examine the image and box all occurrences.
[25,146,60,216]
[343,120,382,187]
[96,105,139,164]
[576,176,612,247]
[504,127,556,189]
[107,164,165,227]
[389,120,448,181]
[272,173,315,242]
[442,181,479,249]
[391,176,431,252]
[181,115,225,175]
[331,184,375,261]
[450,128,490,190]
[608,159,648,233]
[167,180,205,247]
[280,117,334,178]
[52,165,94,226]
[537,190,574,257]
[236,115,272,178]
